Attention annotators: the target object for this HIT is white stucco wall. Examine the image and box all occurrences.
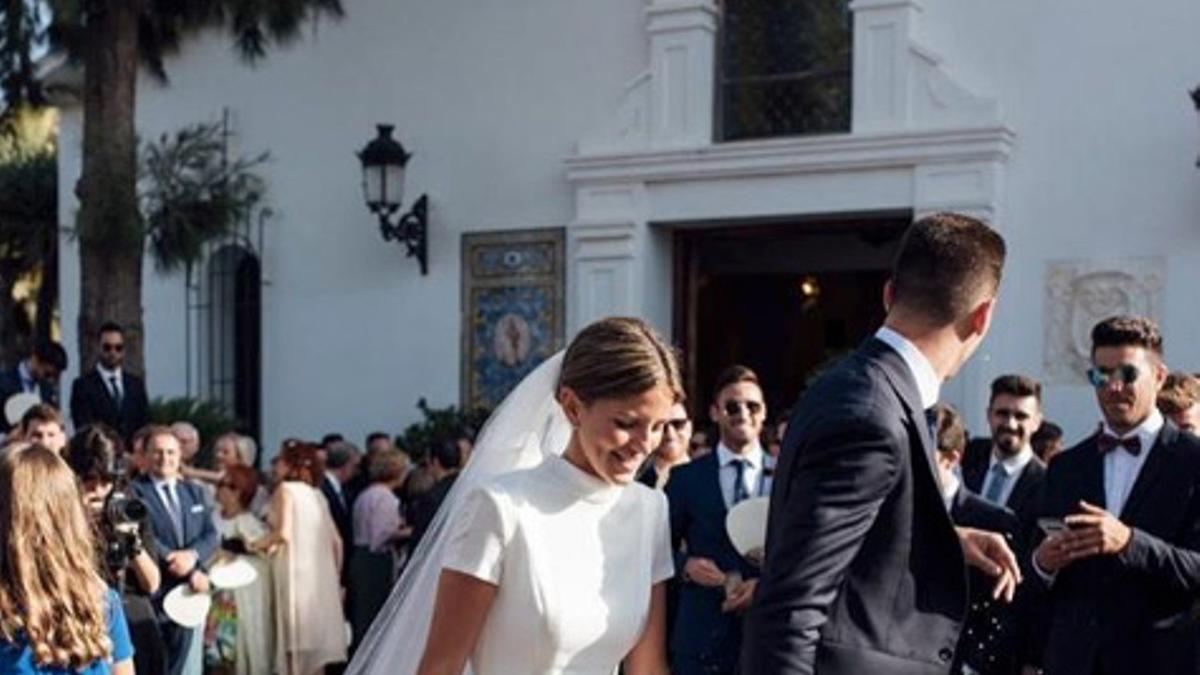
[57,0,1200,452]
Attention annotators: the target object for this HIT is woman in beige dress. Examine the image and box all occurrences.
[258,440,348,675]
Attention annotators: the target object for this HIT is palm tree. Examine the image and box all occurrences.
[0,0,343,373]
[0,105,57,364]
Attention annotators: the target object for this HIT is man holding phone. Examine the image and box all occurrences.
[1032,316,1200,675]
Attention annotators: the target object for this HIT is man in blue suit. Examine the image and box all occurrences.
[130,426,219,675]
[666,364,771,675]
[0,340,67,433]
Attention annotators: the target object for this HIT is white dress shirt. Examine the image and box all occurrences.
[941,470,961,512]
[152,476,185,543]
[96,363,124,401]
[875,326,941,409]
[981,446,1036,506]
[1102,408,1163,517]
[1033,409,1164,585]
[716,441,769,509]
[325,471,346,509]
[16,360,36,394]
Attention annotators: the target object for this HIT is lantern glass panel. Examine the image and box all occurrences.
[362,164,385,206]
[383,163,406,208]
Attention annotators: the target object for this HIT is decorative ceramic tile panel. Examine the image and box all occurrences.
[461,228,566,409]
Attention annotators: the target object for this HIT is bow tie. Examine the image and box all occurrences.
[1097,433,1142,456]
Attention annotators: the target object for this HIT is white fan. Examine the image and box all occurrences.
[4,393,40,427]
[209,556,258,589]
[725,496,771,565]
[163,585,212,628]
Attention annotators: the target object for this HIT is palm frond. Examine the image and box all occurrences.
[139,119,269,274]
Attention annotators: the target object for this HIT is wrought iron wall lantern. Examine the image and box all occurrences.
[357,124,428,275]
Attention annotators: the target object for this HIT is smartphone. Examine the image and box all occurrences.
[1038,517,1067,536]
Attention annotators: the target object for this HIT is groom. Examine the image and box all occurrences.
[742,212,1021,674]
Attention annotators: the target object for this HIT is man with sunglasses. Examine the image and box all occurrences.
[665,364,771,675]
[70,321,150,441]
[1032,316,1200,675]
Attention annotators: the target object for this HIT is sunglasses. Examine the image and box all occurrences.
[1086,364,1141,389]
[666,419,690,432]
[101,343,125,353]
[723,400,764,417]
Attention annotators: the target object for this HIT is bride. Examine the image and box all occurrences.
[348,317,682,675]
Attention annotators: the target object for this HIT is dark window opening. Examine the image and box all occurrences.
[718,0,854,141]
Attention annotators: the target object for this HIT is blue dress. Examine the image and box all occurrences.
[0,587,134,674]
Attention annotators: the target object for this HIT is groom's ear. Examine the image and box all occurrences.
[558,386,584,427]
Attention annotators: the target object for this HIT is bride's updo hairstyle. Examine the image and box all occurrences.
[557,317,684,404]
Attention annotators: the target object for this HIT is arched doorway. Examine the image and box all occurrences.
[191,244,262,443]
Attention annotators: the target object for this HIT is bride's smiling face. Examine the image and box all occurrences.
[560,384,676,485]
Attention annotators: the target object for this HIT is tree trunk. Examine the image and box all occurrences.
[76,1,145,375]
[0,268,21,367]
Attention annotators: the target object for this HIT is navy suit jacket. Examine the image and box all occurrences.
[665,451,764,662]
[130,475,219,593]
[1035,422,1200,675]
[962,438,1047,550]
[70,368,150,441]
[950,488,1023,675]
[742,337,968,675]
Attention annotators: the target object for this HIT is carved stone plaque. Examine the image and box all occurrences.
[1044,258,1165,384]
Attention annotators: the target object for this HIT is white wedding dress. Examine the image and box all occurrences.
[347,353,674,675]
[444,455,673,674]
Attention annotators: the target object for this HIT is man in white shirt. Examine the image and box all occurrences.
[69,322,150,440]
[665,364,770,675]
[1032,316,1200,675]
[961,375,1048,547]
[0,340,67,435]
[130,427,219,675]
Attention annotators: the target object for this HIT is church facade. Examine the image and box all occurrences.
[54,0,1200,450]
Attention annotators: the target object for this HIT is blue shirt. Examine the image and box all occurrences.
[0,587,134,674]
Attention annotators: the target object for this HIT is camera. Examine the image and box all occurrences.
[105,489,148,526]
[99,457,148,579]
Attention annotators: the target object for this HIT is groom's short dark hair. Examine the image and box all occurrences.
[890,212,1006,326]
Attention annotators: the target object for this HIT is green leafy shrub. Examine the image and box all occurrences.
[396,399,491,463]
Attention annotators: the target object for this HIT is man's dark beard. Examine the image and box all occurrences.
[992,430,1023,457]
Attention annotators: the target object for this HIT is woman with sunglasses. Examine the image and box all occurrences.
[207,465,274,675]
[0,443,135,674]
[639,403,692,491]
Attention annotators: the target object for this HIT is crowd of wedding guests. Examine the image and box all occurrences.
[641,316,1200,675]
[0,408,472,675]
[3,312,1200,674]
